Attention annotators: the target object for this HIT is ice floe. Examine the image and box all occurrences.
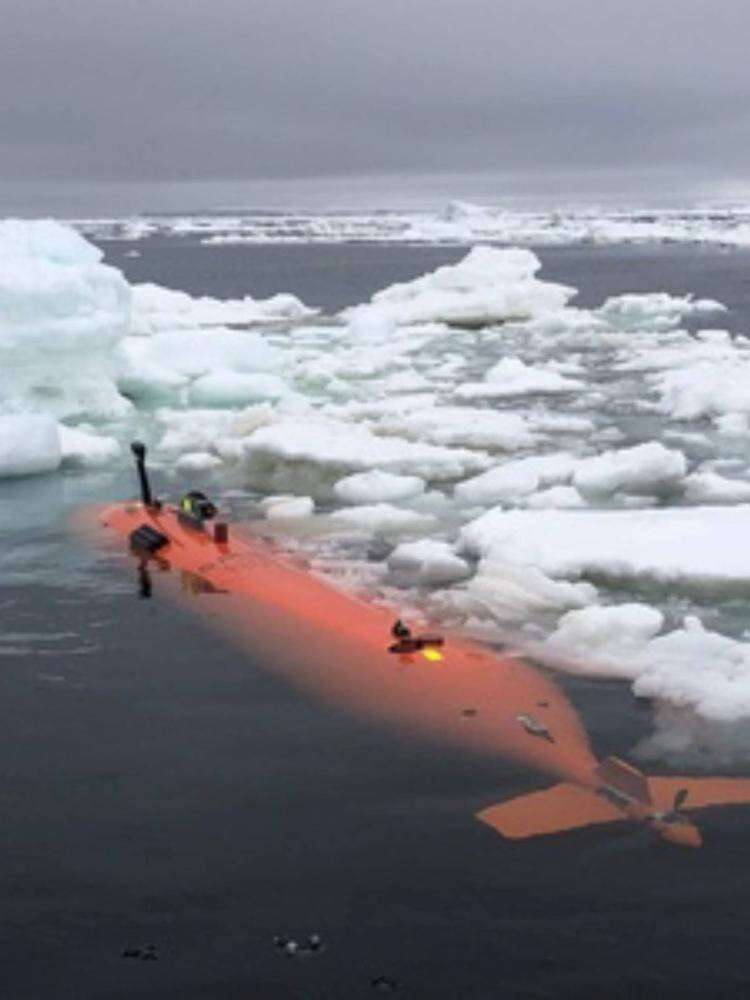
[0,218,132,424]
[333,470,426,505]
[454,357,584,400]
[460,506,750,590]
[346,247,574,328]
[543,604,750,722]
[130,281,313,334]
[387,539,471,585]
[240,416,490,495]
[0,414,61,478]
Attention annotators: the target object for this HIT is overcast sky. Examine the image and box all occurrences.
[2,0,749,210]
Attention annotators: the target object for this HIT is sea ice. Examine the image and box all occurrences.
[346,246,574,328]
[543,604,750,722]
[387,539,470,585]
[595,292,726,332]
[374,406,538,451]
[454,357,584,400]
[263,496,315,519]
[0,414,61,478]
[240,416,489,495]
[0,219,132,422]
[572,442,686,499]
[175,451,224,475]
[58,424,121,469]
[129,281,313,335]
[460,505,750,589]
[333,470,426,505]
[455,453,578,507]
[331,503,436,534]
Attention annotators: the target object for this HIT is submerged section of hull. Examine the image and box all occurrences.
[98,502,598,787]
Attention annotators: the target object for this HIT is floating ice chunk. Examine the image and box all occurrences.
[460,506,750,589]
[130,281,313,335]
[528,412,596,435]
[448,558,596,622]
[715,412,750,435]
[653,357,750,423]
[58,424,120,469]
[544,606,750,722]
[572,442,686,499]
[524,485,586,509]
[544,604,665,677]
[682,471,750,504]
[346,246,574,328]
[240,416,489,495]
[455,453,577,507]
[188,371,289,407]
[454,357,584,400]
[125,328,281,379]
[175,451,223,475]
[388,539,470,584]
[596,292,726,332]
[375,406,538,451]
[331,503,436,533]
[0,414,61,478]
[333,470,426,505]
[263,496,315,519]
[631,618,750,721]
[157,408,240,456]
[0,219,132,422]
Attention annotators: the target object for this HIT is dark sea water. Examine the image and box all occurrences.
[2,241,750,999]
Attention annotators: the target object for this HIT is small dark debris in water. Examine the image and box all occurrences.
[371,976,399,992]
[274,933,323,957]
[461,708,478,718]
[122,944,158,961]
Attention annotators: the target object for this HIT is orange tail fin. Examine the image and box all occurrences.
[477,775,750,841]
[647,776,750,813]
[477,783,623,840]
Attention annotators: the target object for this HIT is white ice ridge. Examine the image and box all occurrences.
[345,246,574,328]
[460,506,750,589]
[75,203,750,250]
[543,604,750,722]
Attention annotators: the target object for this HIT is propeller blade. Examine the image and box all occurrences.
[673,787,689,812]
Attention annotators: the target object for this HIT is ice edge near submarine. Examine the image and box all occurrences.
[92,443,750,848]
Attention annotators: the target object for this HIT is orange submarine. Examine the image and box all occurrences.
[92,443,750,848]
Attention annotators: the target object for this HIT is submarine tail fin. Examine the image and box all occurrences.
[477,782,623,840]
[647,776,750,814]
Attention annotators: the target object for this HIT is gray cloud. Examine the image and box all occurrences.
[1,0,750,202]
